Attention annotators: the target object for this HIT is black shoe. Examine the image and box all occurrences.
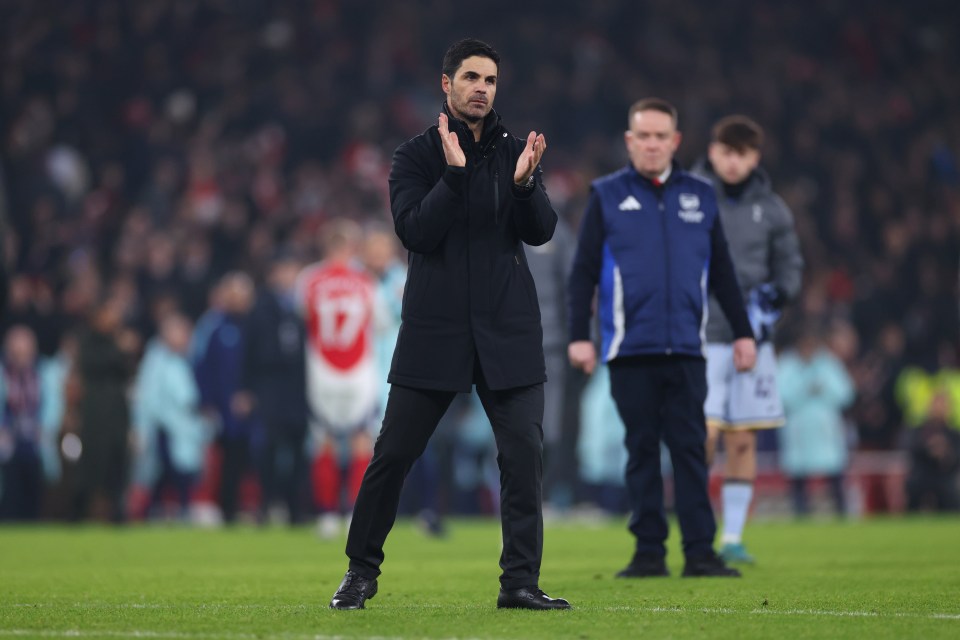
[682,552,742,577]
[497,586,571,610]
[616,554,670,578]
[329,570,378,609]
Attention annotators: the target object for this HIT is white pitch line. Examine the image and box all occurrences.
[0,632,414,640]
[5,604,448,610]
[753,608,960,621]
[603,606,960,620]
[0,632,480,640]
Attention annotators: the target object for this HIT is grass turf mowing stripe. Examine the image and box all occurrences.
[3,518,960,639]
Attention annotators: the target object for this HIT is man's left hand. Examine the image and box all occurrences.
[514,131,547,185]
[733,337,757,372]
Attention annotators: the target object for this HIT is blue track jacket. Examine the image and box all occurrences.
[568,162,752,361]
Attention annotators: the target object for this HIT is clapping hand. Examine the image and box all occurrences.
[514,130,546,186]
[438,113,466,167]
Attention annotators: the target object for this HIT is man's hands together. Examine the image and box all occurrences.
[438,113,546,187]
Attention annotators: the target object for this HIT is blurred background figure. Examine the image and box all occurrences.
[905,390,960,512]
[73,299,139,523]
[526,217,578,512]
[850,322,906,513]
[38,331,81,519]
[576,362,628,515]
[362,228,407,417]
[236,255,309,525]
[0,326,63,520]
[298,219,379,538]
[778,324,856,517]
[191,273,256,525]
[133,313,210,521]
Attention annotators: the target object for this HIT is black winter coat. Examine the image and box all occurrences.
[387,106,558,392]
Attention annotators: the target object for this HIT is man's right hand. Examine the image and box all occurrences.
[438,113,466,167]
[568,340,597,375]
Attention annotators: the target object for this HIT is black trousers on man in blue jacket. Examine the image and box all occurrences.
[608,354,716,560]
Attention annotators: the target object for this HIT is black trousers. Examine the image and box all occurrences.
[0,442,42,521]
[258,420,309,524]
[346,379,545,589]
[608,355,715,559]
[219,434,254,524]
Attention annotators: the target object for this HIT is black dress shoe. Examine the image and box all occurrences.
[682,552,742,577]
[616,554,670,578]
[329,570,378,609]
[497,586,571,610]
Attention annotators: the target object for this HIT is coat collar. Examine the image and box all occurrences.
[627,159,683,189]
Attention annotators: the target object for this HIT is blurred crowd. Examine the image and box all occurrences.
[1,0,959,523]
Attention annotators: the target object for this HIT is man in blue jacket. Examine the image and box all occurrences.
[191,272,255,524]
[568,98,755,578]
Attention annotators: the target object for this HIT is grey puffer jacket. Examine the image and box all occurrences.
[691,159,804,344]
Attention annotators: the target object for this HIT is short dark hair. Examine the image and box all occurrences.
[628,97,678,128]
[442,38,500,78]
[712,115,764,152]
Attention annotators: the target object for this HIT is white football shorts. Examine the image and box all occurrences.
[704,342,784,430]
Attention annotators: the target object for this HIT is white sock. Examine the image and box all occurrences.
[721,481,753,545]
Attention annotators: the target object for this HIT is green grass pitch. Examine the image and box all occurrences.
[2,517,959,639]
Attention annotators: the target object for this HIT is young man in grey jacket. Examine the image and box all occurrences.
[692,116,803,564]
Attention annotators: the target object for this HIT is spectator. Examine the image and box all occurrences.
[134,313,211,520]
[778,324,856,516]
[905,390,960,512]
[73,299,139,522]
[0,326,63,520]
[236,255,309,525]
[191,272,257,524]
[576,362,628,515]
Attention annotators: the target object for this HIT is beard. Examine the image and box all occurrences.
[450,92,489,124]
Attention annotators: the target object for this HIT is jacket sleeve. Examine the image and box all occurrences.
[568,189,605,343]
[389,138,464,254]
[769,194,804,302]
[511,164,558,246]
[708,210,754,340]
[191,325,218,408]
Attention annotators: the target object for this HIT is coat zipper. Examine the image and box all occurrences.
[658,188,672,354]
